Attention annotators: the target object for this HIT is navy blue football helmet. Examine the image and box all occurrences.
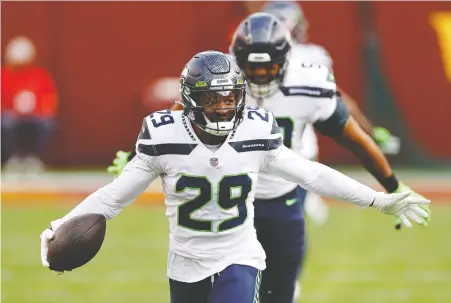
[180,51,246,136]
[230,12,292,98]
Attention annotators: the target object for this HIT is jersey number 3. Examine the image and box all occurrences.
[176,174,252,232]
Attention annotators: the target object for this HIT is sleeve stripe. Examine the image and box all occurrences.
[138,143,198,156]
[138,119,152,140]
[228,137,282,153]
[314,99,349,137]
[280,86,335,98]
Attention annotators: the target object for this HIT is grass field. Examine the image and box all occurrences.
[2,202,451,303]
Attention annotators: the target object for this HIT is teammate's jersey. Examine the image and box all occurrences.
[290,42,333,70]
[290,43,334,161]
[136,109,282,282]
[246,52,340,199]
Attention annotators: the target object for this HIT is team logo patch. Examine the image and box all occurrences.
[210,157,219,167]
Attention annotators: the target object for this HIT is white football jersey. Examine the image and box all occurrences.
[136,109,282,282]
[290,42,334,161]
[59,106,377,283]
[246,53,339,199]
[291,42,333,70]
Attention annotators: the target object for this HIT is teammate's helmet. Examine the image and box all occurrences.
[180,51,246,136]
[261,1,308,43]
[230,12,292,98]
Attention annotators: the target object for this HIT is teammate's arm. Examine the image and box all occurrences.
[314,97,430,227]
[321,48,399,154]
[337,88,400,155]
[314,99,397,192]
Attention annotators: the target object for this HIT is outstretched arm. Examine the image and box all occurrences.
[266,145,376,206]
[63,154,160,223]
[313,98,430,225]
[40,154,161,273]
[314,99,399,194]
[265,145,430,227]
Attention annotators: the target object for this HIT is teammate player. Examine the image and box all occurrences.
[40,51,429,303]
[228,13,430,303]
[261,0,402,226]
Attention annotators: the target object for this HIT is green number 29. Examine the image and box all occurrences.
[176,174,252,232]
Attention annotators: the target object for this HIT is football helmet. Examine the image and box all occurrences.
[180,51,246,136]
[261,0,308,43]
[230,12,292,98]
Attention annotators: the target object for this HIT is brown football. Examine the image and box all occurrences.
[47,213,106,271]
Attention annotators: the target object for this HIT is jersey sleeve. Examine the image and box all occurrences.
[283,63,350,137]
[313,98,349,137]
[316,45,333,71]
[60,154,159,223]
[263,145,376,206]
[134,116,165,174]
[258,112,284,171]
[281,63,338,121]
[59,117,163,224]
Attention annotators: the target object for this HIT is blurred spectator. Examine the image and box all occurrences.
[1,36,58,173]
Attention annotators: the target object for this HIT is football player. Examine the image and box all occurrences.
[40,51,429,303]
[262,0,401,152]
[262,0,402,228]
[228,13,429,303]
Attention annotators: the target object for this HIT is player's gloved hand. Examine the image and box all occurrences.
[40,219,66,275]
[372,126,401,155]
[371,191,431,228]
[107,150,131,177]
[393,182,431,229]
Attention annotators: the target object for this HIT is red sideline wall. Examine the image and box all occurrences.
[2,2,450,167]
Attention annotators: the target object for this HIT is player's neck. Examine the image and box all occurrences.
[192,123,228,145]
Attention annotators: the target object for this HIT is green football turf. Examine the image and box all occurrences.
[2,203,450,303]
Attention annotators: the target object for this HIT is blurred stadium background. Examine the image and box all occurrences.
[2,1,450,303]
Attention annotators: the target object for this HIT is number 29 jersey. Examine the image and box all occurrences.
[135,109,282,282]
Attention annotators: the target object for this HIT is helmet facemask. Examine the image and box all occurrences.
[181,84,246,137]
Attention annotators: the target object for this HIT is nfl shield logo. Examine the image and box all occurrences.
[210,157,218,167]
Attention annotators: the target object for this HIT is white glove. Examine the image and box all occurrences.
[371,191,430,228]
[379,135,401,155]
[40,219,65,275]
[372,127,401,155]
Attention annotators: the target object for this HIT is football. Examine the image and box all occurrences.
[47,213,106,271]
